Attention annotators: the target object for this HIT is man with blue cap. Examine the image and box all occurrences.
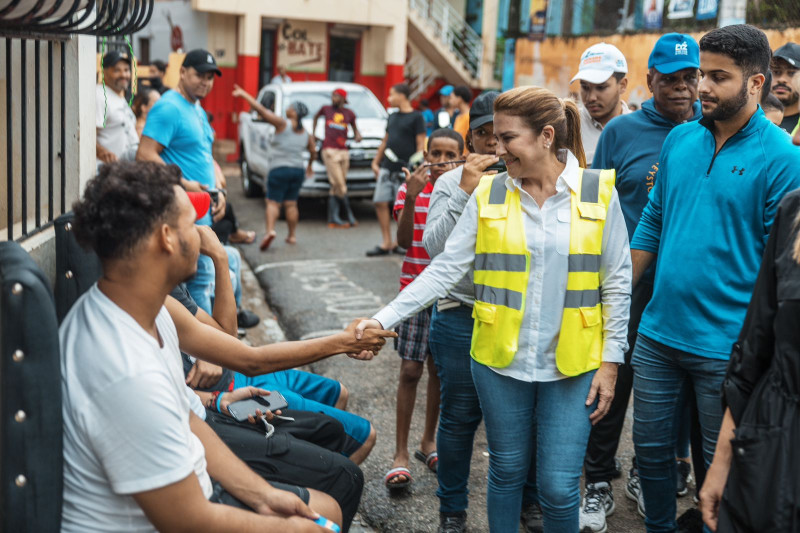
[437,85,455,128]
[579,33,702,533]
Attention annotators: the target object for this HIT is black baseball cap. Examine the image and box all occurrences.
[182,49,222,77]
[102,50,131,68]
[774,42,800,68]
[469,91,500,129]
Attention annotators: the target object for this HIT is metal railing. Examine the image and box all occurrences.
[408,0,483,79]
[0,0,153,37]
[406,53,438,101]
[1,36,68,241]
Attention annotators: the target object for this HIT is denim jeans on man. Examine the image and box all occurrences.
[632,334,728,533]
[186,247,242,315]
[471,360,595,532]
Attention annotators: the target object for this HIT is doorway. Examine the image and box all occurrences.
[259,29,277,89]
[328,36,357,82]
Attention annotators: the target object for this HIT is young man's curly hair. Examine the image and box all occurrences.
[72,162,184,261]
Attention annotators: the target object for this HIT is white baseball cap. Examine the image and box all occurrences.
[571,43,628,84]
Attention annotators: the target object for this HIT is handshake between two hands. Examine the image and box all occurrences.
[341,318,395,360]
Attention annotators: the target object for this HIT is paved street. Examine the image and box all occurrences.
[223,164,693,532]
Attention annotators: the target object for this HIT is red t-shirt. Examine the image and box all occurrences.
[393,181,433,290]
[319,105,356,150]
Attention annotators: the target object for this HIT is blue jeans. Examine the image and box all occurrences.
[632,334,728,533]
[186,249,242,315]
[471,360,595,533]
[429,305,483,514]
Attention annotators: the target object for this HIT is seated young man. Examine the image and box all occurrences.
[170,276,379,465]
[164,222,393,465]
[160,218,365,532]
[61,162,338,533]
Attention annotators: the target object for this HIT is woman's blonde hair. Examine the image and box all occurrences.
[493,86,587,168]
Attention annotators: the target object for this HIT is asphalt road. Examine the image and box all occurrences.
[223,165,694,533]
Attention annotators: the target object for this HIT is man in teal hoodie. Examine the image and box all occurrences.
[579,33,702,533]
[630,25,800,533]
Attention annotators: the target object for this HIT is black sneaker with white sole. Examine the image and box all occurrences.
[625,460,646,519]
[439,511,467,533]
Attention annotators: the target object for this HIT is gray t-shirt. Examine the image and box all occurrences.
[269,126,309,170]
[422,166,475,305]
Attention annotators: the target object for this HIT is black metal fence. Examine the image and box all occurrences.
[2,36,68,241]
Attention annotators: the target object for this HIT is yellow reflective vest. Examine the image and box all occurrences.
[470,168,616,376]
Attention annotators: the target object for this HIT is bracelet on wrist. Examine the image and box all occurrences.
[216,392,225,413]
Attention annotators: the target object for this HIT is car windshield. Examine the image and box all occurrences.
[284,90,386,119]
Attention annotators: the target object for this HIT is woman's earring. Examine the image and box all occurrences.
[544,142,551,149]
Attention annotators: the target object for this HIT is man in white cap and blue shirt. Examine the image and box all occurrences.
[571,43,631,166]
[579,33,702,533]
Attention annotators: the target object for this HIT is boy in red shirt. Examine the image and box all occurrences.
[385,129,465,490]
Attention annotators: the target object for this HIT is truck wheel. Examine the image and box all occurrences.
[240,152,263,198]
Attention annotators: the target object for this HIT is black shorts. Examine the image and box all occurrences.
[205,409,364,530]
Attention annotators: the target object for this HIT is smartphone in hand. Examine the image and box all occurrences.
[226,392,289,422]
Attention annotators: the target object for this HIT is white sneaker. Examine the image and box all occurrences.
[580,481,614,533]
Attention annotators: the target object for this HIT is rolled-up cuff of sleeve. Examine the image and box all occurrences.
[601,342,626,364]
[447,188,470,213]
[373,307,403,331]
[630,237,660,254]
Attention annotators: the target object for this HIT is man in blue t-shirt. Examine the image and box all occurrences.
[629,25,800,533]
[137,49,226,313]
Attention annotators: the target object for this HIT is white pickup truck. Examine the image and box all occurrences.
[237,81,388,198]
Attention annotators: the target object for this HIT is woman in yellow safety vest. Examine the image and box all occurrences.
[356,86,632,533]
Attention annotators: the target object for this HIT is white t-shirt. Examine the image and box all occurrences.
[96,84,139,163]
[59,285,213,532]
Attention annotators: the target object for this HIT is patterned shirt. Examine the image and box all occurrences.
[393,181,433,290]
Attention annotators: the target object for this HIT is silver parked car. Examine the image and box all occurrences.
[237,81,388,198]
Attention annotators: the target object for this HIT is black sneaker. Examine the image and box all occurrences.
[520,502,544,533]
[439,511,467,533]
[676,460,693,497]
[237,309,260,329]
[625,459,645,519]
[365,245,391,257]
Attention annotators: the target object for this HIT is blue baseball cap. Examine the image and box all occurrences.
[648,33,699,74]
[439,85,454,96]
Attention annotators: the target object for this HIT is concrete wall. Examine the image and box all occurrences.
[514,28,800,105]
[139,0,209,63]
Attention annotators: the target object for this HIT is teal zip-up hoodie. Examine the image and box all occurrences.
[631,107,800,359]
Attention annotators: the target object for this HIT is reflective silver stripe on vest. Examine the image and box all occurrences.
[580,169,601,204]
[474,284,524,310]
[475,253,527,272]
[568,254,600,272]
[488,174,508,204]
[564,289,600,308]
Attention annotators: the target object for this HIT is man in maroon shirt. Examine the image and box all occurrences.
[313,89,362,228]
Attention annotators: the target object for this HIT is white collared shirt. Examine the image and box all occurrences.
[581,101,631,167]
[374,150,632,382]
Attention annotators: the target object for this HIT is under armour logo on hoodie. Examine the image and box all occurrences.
[732,166,745,175]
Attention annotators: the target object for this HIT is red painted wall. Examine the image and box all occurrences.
[204,66,236,141]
